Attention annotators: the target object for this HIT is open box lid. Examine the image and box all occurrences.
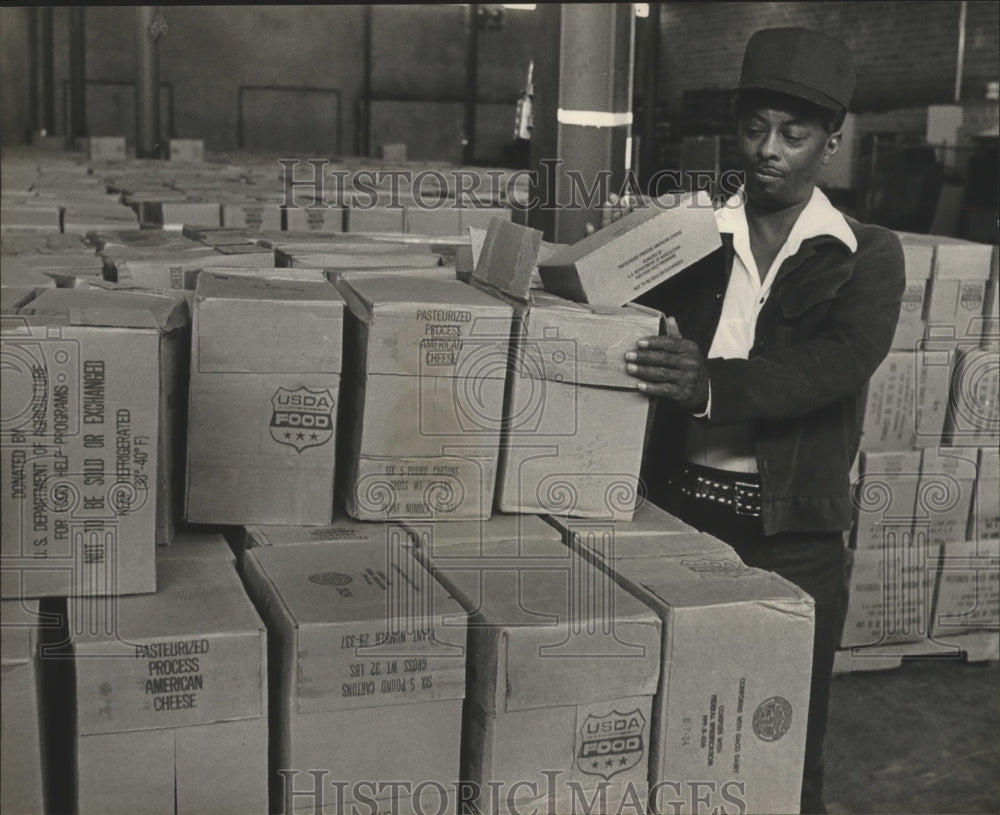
[17,286,189,332]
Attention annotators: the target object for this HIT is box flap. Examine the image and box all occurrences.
[422,538,661,712]
[978,446,1000,480]
[471,219,543,302]
[19,287,190,332]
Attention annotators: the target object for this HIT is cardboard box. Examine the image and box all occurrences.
[115,251,277,290]
[851,451,921,550]
[345,203,405,233]
[87,136,127,163]
[496,291,661,520]
[459,207,512,232]
[69,556,268,814]
[537,191,720,307]
[548,501,740,564]
[335,275,513,521]
[186,273,344,525]
[943,346,1000,446]
[917,448,977,545]
[860,348,952,451]
[931,539,1000,638]
[222,202,283,231]
[596,554,813,815]
[284,206,345,233]
[893,243,932,350]
[404,512,561,552]
[2,288,190,597]
[405,205,463,237]
[1,205,63,232]
[969,447,1000,540]
[159,202,222,230]
[408,536,660,814]
[1,284,43,312]
[286,251,443,270]
[242,541,467,815]
[840,543,942,648]
[240,509,392,557]
[169,139,205,162]
[0,599,46,815]
[472,219,661,520]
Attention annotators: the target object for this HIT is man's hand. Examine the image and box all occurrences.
[625,317,710,413]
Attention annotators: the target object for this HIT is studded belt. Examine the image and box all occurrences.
[667,463,763,517]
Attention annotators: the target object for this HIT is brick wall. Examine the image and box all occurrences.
[659,1,1000,114]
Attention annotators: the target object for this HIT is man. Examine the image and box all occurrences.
[626,28,906,814]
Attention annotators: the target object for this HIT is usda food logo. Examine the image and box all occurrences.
[576,709,646,780]
[270,386,335,452]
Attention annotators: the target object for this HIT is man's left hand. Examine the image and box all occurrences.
[625,318,710,413]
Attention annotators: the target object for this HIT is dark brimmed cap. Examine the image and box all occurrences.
[739,28,855,113]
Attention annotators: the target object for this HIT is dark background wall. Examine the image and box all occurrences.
[658,1,999,114]
[0,4,534,160]
[2,3,997,156]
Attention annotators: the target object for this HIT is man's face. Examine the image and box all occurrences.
[737,106,839,211]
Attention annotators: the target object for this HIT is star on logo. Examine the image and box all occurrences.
[619,757,628,766]
[591,761,599,769]
[296,432,305,440]
[309,432,318,440]
[605,759,614,767]
[283,432,291,440]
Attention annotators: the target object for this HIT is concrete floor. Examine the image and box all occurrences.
[825,659,1000,814]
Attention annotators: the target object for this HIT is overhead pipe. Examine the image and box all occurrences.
[135,6,162,158]
[41,6,55,135]
[954,0,967,103]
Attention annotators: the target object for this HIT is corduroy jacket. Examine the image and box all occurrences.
[637,217,906,535]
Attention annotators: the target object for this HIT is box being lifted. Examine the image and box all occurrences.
[2,288,190,598]
[472,219,663,520]
[242,541,467,815]
[68,556,268,815]
[334,274,513,521]
[186,273,344,525]
[405,532,662,815]
[538,191,721,307]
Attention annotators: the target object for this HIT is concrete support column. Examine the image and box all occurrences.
[528,3,635,243]
[68,6,87,146]
[135,6,162,159]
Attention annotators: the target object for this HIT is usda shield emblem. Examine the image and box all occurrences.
[577,709,646,781]
[270,387,335,453]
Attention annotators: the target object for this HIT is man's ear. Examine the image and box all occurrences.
[821,131,842,165]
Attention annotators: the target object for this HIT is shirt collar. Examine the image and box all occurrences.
[715,187,858,255]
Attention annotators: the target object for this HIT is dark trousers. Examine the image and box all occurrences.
[662,489,846,813]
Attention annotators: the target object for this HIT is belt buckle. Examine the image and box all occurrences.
[733,480,761,517]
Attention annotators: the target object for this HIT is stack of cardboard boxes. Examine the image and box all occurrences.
[841,233,999,669]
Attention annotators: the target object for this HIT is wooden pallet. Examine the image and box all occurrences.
[833,629,999,674]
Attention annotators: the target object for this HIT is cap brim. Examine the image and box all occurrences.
[738,78,845,114]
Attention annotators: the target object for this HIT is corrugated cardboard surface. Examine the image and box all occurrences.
[186,273,344,525]
[2,293,185,597]
[918,448,978,545]
[402,512,561,551]
[336,276,512,521]
[608,556,814,815]
[538,192,721,307]
[71,556,268,814]
[851,451,922,550]
[416,537,659,812]
[242,542,467,810]
[931,538,1000,638]
[969,447,1000,539]
[0,599,46,815]
[841,543,943,649]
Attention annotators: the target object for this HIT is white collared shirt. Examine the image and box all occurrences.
[685,186,858,473]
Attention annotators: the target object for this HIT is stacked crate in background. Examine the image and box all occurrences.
[838,231,999,672]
